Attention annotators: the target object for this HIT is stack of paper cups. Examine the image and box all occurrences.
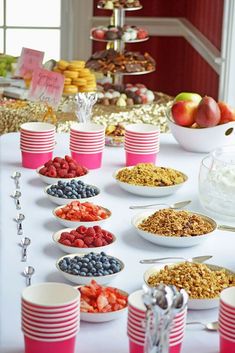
[219,287,235,353]
[124,124,160,166]
[127,290,187,353]
[21,283,80,353]
[20,122,56,169]
[70,123,105,169]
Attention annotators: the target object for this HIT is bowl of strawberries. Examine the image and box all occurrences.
[36,155,89,184]
[77,280,128,322]
[53,225,116,254]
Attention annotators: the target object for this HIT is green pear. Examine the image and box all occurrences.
[174,92,202,104]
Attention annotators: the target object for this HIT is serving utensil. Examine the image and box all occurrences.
[11,171,21,189]
[20,237,31,262]
[140,255,213,264]
[23,266,35,286]
[11,191,21,210]
[14,213,25,235]
[186,321,218,331]
[129,200,191,210]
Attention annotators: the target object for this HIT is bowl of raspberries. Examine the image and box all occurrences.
[53,225,116,254]
[36,155,89,184]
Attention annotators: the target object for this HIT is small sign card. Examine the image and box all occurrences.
[28,68,64,108]
[15,47,45,77]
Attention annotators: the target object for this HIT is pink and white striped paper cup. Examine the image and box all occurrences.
[219,287,235,353]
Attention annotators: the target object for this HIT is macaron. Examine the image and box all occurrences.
[63,71,79,79]
[58,60,69,70]
[72,78,87,86]
[64,77,72,85]
[63,85,78,95]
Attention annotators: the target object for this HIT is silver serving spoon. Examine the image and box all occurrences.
[14,213,25,235]
[140,255,213,264]
[11,191,21,210]
[186,321,218,331]
[23,266,35,286]
[11,171,21,189]
[20,237,31,262]
[129,200,191,210]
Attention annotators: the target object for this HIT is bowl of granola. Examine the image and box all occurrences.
[114,164,188,197]
[132,209,217,247]
[144,262,235,309]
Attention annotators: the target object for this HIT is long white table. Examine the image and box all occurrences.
[1,132,234,353]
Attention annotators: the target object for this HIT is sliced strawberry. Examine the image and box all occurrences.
[97,294,109,311]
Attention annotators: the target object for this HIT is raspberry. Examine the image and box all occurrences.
[48,170,57,177]
[93,226,102,233]
[53,157,62,163]
[76,226,87,234]
[75,233,84,239]
[48,165,56,172]
[84,236,94,245]
[102,239,108,246]
[76,166,84,176]
[39,167,47,175]
[53,162,60,169]
[66,234,75,242]
[86,227,96,237]
[67,171,76,178]
[73,239,84,247]
[93,238,103,247]
[61,162,69,170]
[69,163,77,170]
[96,231,103,238]
[58,169,67,178]
[104,232,113,243]
[65,155,73,163]
[61,239,71,246]
[45,160,53,167]
[59,232,70,240]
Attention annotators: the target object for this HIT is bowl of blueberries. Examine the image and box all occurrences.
[45,180,100,205]
[56,252,125,285]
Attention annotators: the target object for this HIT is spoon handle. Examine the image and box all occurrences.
[140,257,185,264]
[15,179,20,189]
[130,203,168,210]
[218,225,235,232]
[18,223,23,235]
[22,248,27,262]
[16,199,21,210]
[26,276,31,286]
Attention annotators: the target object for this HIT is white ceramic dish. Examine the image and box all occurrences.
[132,210,216,248]
[53,205,112,228]
[56,253,125,285]
[52,228,116,254]
[144,263,235,310]
[167,109,235,153]
[113,167,187,197]
[45,184,100,205]
[75,286,128,322]
[36,166,89,185]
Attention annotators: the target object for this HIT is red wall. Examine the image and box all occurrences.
[92,0,224,98]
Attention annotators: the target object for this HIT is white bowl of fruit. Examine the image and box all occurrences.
[167,92,235,153]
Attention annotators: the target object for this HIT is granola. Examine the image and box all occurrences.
[116,164,186,187]
[138,209,214,237]
[147,262,235,299]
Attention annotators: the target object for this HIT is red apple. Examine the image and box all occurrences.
[92,29,105,40]
[171,101,197,127]
[137,29,148,39]
[195,96,221,127]
[218,101,235,124]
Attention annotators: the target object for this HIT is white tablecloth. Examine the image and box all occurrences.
[1,132,234,353]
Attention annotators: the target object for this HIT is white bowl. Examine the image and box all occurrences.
[167,111,235,153]
[36,166,89,184]
[132,210,216,248]
[76,286,128,322]
[144,263,235,310]
[113,167,187,197]
[56,253,125,285]
[52,228,116,254]
[45,184,101,205]
[53,205,112,228]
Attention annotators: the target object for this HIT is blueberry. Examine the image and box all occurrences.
[98,270,104,276]
[108,269,113,274]
[72,269,79,275]
[80,272,86,276]
[103,271,109,276]
[103,262,110,270]
[95,263,103,270]
[80,267,88,273]
[82,257,89,263]
[101,252,106,256]
[91,268,96,274]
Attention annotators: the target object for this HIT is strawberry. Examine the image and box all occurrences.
[97,294,109,311]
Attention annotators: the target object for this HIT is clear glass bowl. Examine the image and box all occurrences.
[199,145,235,219]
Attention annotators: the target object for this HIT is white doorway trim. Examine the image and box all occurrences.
[219,0,235,105]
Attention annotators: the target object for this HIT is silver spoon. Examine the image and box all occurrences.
[186,321,218,331]
[129,200,191,210]
[23,266,35,286]
[11,191,21,210]
[20,237,31,262]
[140,255,213,264]
[14,213,25,235]
[11,172,21,189]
